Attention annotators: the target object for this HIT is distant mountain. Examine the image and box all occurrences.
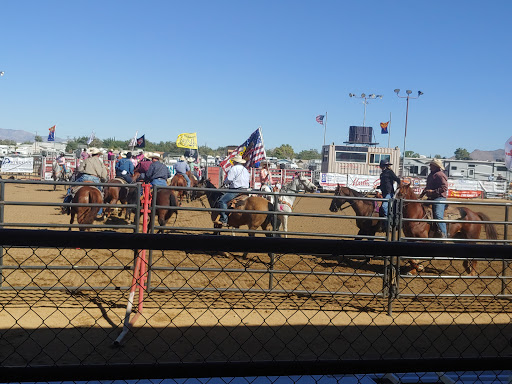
[0,128,65,143]
[469,149,505,162]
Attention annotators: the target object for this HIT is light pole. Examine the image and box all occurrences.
[349,93,383,128]
[394,89,423,176]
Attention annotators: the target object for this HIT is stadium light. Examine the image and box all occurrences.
[0,71,4,77]
[349,92,383,128]
[395,89,423,176]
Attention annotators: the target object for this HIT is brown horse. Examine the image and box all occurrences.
[199,179,274,237]
[151,187,179,233]
[396,182,498,275]
[329,184,385,237]
[169,174,188,205]
[68,186,103,231]
[103,178,137,219]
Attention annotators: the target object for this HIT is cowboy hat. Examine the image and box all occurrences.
[90,148,102,155]
[187,157,195,162]
[232,155,246,164]
[379,159,392,167]
[179,155,186,161]
[150,153,161,159]
[430,158,445,170]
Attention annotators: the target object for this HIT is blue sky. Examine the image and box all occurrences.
[0,1,510,158]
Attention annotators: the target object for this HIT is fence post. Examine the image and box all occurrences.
[0,181,4,287]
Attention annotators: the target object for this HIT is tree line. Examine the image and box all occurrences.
[63,136,322,160]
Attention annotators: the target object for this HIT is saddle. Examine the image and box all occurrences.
[228,195,249,209]
[113,177,127,184]
[70,183,103,199]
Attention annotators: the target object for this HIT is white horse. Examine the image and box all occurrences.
[270,174,317,238]
[52,161,72,190]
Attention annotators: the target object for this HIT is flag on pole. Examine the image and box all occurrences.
[134,135,146,148]
[219,128,266,173]
[380,121,389,134]
[505,136,512,170]
[87,131,96,145]
[316,115,325,125]
[47,125,55,142]
[129,131,138,148]
[176,133,198,149]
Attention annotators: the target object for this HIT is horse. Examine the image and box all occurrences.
[52,161,72,191]
[152,187,179,233]
[103,178,138,219]
[66,186,103,231]
[396,182,498,275]
[274,174,317,238]
[169,174,189,205]
[329,184,385,238]
[199,178,275,236]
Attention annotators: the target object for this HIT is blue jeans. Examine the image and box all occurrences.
[71,174,103,215]
[217,192,239,223]
[381,193,392,218]
[178,173,191,187]
[116,172,133,184]
[151,178,168,187]
[432,197,447,236]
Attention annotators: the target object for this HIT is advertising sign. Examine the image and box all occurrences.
[1,157,34,173]
[319,173,347,191]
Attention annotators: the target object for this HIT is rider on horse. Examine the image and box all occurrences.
[57,153,67,175]
[215,155,250,227]
[174,156,191,188]
[145,153,171,187]
[115,152,135,183]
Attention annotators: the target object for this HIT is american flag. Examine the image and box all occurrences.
[220,127,266,173]
[316,115,325,125]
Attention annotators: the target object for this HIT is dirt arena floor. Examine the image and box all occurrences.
[0,182,511,366]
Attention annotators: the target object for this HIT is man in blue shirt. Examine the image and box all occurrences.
[145,154,171,187]
[115,152,135,183]
[216,155,250,226]
[174,155,191,187]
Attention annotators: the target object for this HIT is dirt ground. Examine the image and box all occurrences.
[0,182,511,366]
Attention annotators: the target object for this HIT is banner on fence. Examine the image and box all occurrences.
[1,157,34,173]
[319,173,347,191]
[347,174,380,192]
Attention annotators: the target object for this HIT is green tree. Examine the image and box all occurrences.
[434,154,442,159]
[0,139,16,145]
[297,149,321,160]
[34,135,43,142]
[273,144,295,159]
[404,150,420,158]
[454,148,471,160]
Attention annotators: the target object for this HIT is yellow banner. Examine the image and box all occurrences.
[176,133,198,149]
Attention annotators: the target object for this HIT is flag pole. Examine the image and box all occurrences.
[323,111,327,146]
[388,112,391,148]
[132,131,138,151]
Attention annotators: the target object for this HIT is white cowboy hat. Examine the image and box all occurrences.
[430,158,445,170]
[179,155,186,161]
[232,155,246,164]
[150,153,161,159]
[90,148,102,155]
[187,157,195,162]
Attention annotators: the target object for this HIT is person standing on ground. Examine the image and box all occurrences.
[378,159,400,219]
[419,158,448,238]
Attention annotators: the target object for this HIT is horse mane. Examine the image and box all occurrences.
[400,184,420,200]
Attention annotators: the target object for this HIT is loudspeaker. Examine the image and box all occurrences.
[348,126,373,144]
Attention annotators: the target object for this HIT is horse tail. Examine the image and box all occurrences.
[170,190,179,224]
[83,188,101,225]
[477,212,498,240]
[264,200,275,230]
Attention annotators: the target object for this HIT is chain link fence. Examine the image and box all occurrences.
[0,180,511,383]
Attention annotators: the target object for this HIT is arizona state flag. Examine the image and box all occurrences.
[380,121,389,134]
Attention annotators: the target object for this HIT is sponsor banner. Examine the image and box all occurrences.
[448,190,482,198]
[1,157,34,173]
[319,173,347,191]
[480,180,507,194]
[449,178,480,191]
[347,174,380,192]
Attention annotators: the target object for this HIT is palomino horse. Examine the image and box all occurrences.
[199,178,274,236]
[103,178,138,219]
[67,186,103,231]
[329,185,386,237]
[52,161,72,191]
[152,187,179,233]
[169,174,188,205]
[273,174,317,238]
[396,182,498,275]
